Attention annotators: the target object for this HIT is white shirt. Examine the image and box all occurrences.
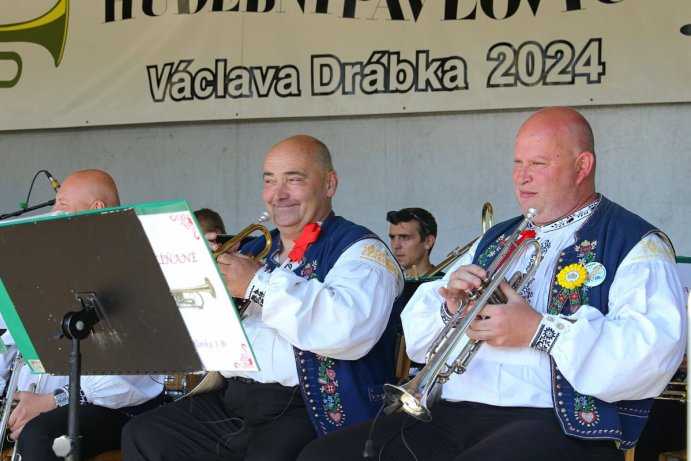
[402,202,686,407]
[224,237,404,386]
[0,331,164,409]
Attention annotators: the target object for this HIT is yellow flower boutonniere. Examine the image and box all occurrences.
[557,264,588,289]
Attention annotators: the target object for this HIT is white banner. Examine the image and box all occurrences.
[0,0,690,130]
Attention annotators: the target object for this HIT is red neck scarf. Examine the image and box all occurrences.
[287,223,322,261]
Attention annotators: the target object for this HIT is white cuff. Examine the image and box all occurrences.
[529,314,571,354]
[244,267,271,307]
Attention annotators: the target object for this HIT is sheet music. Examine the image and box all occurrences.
[137,209,258,372]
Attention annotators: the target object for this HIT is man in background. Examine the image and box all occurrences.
[387,207,439,278]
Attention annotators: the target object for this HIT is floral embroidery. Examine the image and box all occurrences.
[574,392,600,427]
[301,260,318,280]
[316,355,344,426]
[476,234,510,268]
[549,240,598,315]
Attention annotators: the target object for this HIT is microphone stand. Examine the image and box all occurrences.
[0,199,55,221]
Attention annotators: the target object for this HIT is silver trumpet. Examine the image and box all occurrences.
[0,353,26,459]
[384,208,542,421]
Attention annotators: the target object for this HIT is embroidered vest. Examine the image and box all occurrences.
[473,196,661,449]
[242,213,400,436]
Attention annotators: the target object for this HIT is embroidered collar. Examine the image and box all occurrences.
[537,195,601,233]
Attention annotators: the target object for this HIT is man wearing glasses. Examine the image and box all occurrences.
[387,208,439,279]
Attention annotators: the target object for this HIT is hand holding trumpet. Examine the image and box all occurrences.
[206,231,262,299]
[7,391,54,440]
[440,264,542,348]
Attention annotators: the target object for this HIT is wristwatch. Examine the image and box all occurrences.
[53,387,69,407]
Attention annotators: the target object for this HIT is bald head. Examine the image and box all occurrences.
[262,134,338,240]
[521,106,595,156]
[268,135,334,171]
[513,107,597,225]
[52,169,120,213]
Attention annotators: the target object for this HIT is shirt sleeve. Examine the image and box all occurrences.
[549,233,687,402]
[254,238,403,360]
[402,244,477,363]
[79,374,164,409]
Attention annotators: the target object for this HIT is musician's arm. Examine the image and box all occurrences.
[545,234,686,401]
[79,375,164,408]
[259,239,404,360]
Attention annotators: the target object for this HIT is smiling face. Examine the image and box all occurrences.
[512,107,596,225]
[262,136,338,241]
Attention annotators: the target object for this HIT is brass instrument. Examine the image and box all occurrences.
[657,354,687,402]
[0,355,21,456]
[0,0,69,88]
[0,353,39,461]
[212,212,272,316]
[423,202,494,277]
[171,277,216,309]
[213,212,272,260]
[384,208,542,421]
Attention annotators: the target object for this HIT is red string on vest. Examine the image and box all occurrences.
[287,223,322,261]
[496,229,536,269]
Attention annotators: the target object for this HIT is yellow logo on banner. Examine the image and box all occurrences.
[0,0,69,88]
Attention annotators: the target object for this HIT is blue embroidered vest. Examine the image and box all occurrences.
[473,196,660,449]
[242,213,399,436]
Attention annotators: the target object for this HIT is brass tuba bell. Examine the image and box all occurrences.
[0,0,69,88]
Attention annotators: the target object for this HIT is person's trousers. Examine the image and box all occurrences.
[122,379,317,461]
[15,404,130,460]
[297,400,624,461]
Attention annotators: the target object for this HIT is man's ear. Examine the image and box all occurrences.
[90,200,106,210]
[424,235,436,251]
[574,151,594,185]
[325,170,338,198]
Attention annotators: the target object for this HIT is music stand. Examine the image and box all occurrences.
[0,208,203,460]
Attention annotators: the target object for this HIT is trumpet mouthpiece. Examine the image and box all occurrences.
[525,208,539,220]
[258,212,270,223]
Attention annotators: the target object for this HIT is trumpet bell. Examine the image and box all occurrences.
[383,380,434,422]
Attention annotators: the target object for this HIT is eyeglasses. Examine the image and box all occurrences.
[387,210,432,236]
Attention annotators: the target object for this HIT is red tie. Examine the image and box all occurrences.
[288,223,322,261]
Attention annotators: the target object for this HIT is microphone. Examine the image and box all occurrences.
[43,170,61,193]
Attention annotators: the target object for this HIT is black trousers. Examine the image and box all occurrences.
[298,400,624,461]
[15,404,130,460]
[121,379,316,461]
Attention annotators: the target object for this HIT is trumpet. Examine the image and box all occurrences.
[171,277,216,309]
[0,354,21,456]
[423,202,494,278]
[212,212,273,316]
[0,353,39,461]
[213,212,272,260]
[384,208,542,421]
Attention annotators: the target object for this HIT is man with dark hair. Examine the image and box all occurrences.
[387,207,438,278]
[194,207,226,234]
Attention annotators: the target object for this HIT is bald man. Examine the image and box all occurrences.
[298,107,686,461]
[122,135,404,461]
[52,168,120,212]
[1,169,164,460]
